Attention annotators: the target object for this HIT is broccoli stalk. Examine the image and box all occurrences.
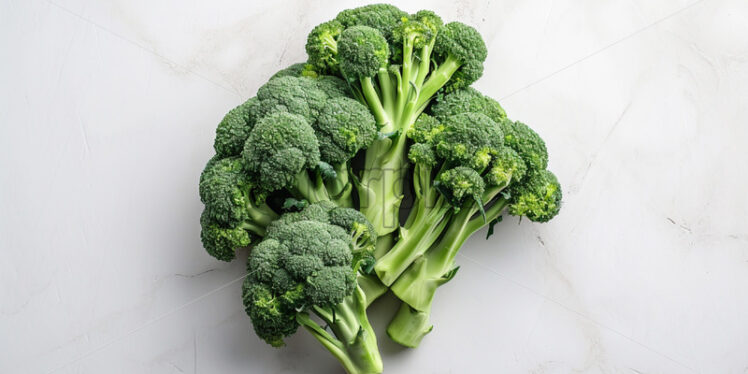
[388,169,561,346]
[297,286,382,374]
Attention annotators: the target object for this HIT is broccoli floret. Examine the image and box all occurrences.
[199,210,252,262]
[242,203,382,374]
[335,4,407,42]
[431,22,488,92]
[433,112,503,170]
[314,97,377,165]
[198,156,278,261]
[435,166,485,207]
[306,20,344,75]
[500,119,549,172]
[213,97,260,157]
[338,26,390,82]
[242,111,330,202]
[270,62,308,80]
[256,76,328,124]
[509,169,562,222]
[429,87,506,122]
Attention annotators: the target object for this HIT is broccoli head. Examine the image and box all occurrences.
[199,209,252,262]
[432,22,488,92]
[435,166,486,207]
[429,87,506,122]
[335,4,407,42]
[199,156,252,226]
[500,119,549,172]
[338,26,390,81]
[433,112,503,170]
[314,97,377,165]
[305,20,344,75]
[213,97,260,157]
[509,169,562,222]
[242,112,320,195]
[240,200,375,346]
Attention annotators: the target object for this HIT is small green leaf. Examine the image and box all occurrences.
[486,215,503,239]
[282,198,308,212]
[317,161,337,181]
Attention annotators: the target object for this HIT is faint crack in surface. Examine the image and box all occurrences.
[500,0,708,101]
[46,0,242,99]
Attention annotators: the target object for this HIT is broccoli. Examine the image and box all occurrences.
[381,89,561,347]
[242,203,382,374]
[198,4,565,359]
[198,156,279,261]
[305,4,488,237]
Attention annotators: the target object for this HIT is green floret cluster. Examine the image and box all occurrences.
[197,4,565,373]
[243,202,382,374]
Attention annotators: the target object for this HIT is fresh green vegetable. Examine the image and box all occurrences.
[197,4,564,369]
[243,202,381,374]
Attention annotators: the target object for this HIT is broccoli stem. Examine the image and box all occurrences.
[294,170,330,203]
[361,77,389,128]
[386,198,511,347]
[377,68,395,115]
[386,303,433,348]
[242,188,280,228]
[414,41,435,88]
[357,135,407,236]
[298,286,383,374]
[238,221,266,237]
[416,54,462,109]
[396,37,416,120]
[374,197,450,286]
[327,163,353,208]
[357,231,395,307]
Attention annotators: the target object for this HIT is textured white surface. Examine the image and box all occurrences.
[2,0,747,373]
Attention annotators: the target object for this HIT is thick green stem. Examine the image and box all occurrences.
[356,232,393,306]
[238,221,266,237]
[396,38,416,120]
[374,198,450,286]
[361,77,389,128]
[328,163,353,208]
[301,286,383,374]
[386,302,433,348]
[387,198,511,349]
[416,55,462,109]
[294,170,330,203]
[414,42,434,88]
[357,135,407,236]
[377,68,395,115]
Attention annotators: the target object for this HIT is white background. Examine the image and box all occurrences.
[2,0,747,373]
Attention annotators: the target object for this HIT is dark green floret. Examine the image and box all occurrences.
[335,4,407,41]
[306,20,345,74]
[314,97,377,165]
[242,111,322,198]
[256,76,329,124]
[429,87,506,122]
[199,210,252,262]
[433,112,503,170]
[338,26,390,81]
[242,203,382,374]
[509,169,562,222]
[270,62,308,80]
[214,97,260,157]
[500,119,548,172]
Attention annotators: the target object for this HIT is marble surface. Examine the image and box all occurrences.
[2,0,747,373]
